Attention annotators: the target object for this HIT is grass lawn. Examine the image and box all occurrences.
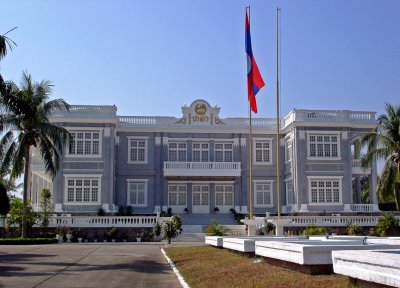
[165,246,348,288]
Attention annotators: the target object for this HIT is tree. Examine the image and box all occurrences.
[39,188,53,230]
[0,27,17,131]
[0,181,10,214]
[0,72,70,238]
[375,212,400,237]
[162,219,180,244]
[361,103,400,210]
[6,197,38,237]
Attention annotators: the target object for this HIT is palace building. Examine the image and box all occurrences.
[29,99,379,217]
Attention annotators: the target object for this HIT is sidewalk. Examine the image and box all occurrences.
[0,243,192,288]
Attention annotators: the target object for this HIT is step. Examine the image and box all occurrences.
[174,233,205,242]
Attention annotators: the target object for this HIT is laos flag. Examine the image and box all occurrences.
[245,11,265,113]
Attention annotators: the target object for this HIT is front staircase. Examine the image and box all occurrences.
[174,213,244,242]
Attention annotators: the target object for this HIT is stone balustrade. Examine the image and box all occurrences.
[47,215,170,228]
[163,161,241,177]
[266,215,399,227]
[351,204,376,212]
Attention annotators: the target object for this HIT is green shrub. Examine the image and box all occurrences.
[153,221,162,237]
[205,221,230,236]
[375,212,400,236]
[303,225,327,236]
[171,215,182,233]
[346,223,363,236]
[162,219,180,244]
[0,238,57,245]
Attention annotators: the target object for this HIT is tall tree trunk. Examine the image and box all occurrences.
[21,146,31,239]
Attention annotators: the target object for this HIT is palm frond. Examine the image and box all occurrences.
[37,134,59,179]
[9,135,27,179]
[0,27,17,60]
[44,98,70,116]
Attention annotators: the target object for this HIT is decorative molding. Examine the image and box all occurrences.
[155,136,161,145]
[240,138,247,147]
[175,117,186,125]
[163,137,169,145]
[342,131,348,140]
[233,138,239,147]
[104,128,110,138]
[115,136,120,145]
[215,117,225,125]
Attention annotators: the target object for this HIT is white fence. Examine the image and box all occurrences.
[265,215,400,228]
[0,215,171,228]
[47,215,171,228]
[163,161,241,177]
[351,204,376,212]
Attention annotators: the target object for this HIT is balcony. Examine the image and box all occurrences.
[352,159,371,174]
[163,161,241,177]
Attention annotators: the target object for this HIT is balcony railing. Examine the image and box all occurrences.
[351,204,376,212]
[163,161,241,177]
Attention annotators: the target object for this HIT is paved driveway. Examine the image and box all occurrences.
[0,243,183,288]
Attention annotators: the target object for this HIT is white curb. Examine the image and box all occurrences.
[161,248,190,288]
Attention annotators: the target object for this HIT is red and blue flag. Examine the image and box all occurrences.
[245,11,265,113]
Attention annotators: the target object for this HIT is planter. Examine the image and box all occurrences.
[56,234,63,243]
[136,238,141,243]
[66,233,72,243]
[78,237,82,243]
[112,239,116,243]
[94,239,98,243]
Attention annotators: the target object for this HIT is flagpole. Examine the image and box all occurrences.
[276,7,281,220]
[247,5,254,219]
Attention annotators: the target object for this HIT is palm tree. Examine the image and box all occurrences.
[0,72,70,238]
[1,27,17,131]
[361,103,400,210]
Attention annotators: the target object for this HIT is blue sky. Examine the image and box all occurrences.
[1,0,399,119]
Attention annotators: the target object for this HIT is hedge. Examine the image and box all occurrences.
[0,238,58,245]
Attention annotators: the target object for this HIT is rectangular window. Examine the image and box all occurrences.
[192,143,209,162]
[128,137,148,164]
[65,176,101,204]
[192,185,209,206]
[215,185,234,206]
[127,180,148,207]
[169,142,187,162]
[308,178,342,204]
[285,180,293,205]
[214,142,233,162]
[168,185,187,206]
[69,131,101,156]
[254,140,272,164]
[254,181,273,207]
[308,134,339,158]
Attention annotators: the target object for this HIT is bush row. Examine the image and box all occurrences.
[0,238,58,245]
